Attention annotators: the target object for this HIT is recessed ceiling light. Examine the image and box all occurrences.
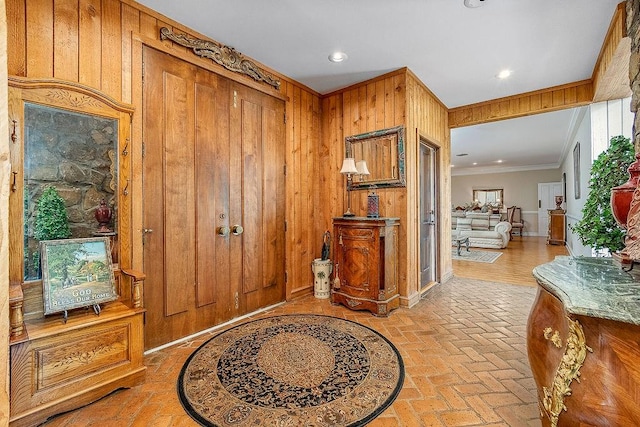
[497,69,512,79]
[496,159,503,163]
[328,52,348,63]
[472,162,478,165]
[464,0,485,8]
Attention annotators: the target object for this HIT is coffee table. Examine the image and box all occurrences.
[453,236,470,256]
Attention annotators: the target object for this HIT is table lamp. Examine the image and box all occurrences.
[356,160,370,181]
[340,158,358,216]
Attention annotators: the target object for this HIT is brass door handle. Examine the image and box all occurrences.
[217,226,230,237]
[143,228,153,234]
[232,225,244,235]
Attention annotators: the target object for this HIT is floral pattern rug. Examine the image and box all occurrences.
[177,314,404,426]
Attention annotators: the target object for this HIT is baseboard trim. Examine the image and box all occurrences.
[420,281,440,297]
[441,269,454,282]
[144,301,286,355]
[400,292,422,308]
[290,285,313,300]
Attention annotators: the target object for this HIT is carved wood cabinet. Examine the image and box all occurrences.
[331,217,400,316]
[528,257,640,426]
[7,77,147,426]
[547,209,565,245]
[10,302,146,427]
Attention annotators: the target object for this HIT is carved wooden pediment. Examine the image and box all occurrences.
[159,27,281,90]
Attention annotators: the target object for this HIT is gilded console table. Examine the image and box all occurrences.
[528,256,640,426]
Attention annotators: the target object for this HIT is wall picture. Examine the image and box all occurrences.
[41,237,118,315]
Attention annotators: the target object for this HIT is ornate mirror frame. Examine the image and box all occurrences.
[346,125,406,190]
[8,76,134,314]
[472,189,504,208]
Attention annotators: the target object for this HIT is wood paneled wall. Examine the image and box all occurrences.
[6,0,322,300]
[320,70,407,299]
[320,68,450,305]
[406,71,451,299]
[284,81,322,299]
[448,80,594,128]
[593,2,630,102]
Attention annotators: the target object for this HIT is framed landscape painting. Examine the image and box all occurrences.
[40,237,118,315]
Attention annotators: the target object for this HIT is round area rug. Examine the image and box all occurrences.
[177,314,404,426]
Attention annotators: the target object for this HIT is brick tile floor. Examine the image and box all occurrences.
[42,277,542,426]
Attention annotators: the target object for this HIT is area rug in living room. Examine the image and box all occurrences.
[452,248,503,263]
[177,314,405,426]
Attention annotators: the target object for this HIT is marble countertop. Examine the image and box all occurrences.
[533,256,640,325]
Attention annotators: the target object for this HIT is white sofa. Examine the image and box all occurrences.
[451,211,512,249]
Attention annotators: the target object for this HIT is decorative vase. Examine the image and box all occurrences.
[95,199,113,233]
[555,196,563,210]
[367,186,379,218]
[311,258,333,299]
[611,153,640,229]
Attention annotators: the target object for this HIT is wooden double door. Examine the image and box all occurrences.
[142,47,285,349]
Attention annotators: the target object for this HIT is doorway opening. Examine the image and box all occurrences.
[419,138,440,291]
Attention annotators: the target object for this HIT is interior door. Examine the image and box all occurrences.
[142,47,285,350]
[230,83,286,314]
[538,182,562,236]
[420,141,438,289]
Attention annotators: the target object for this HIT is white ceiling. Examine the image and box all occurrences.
[450,107,586,175]
[136,0,625,173]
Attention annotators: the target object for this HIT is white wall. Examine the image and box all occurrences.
[591,98,634,159]
[562,98,633,257]
[451,97,633,243]
[562,107,592,256]
[451,168,562,235]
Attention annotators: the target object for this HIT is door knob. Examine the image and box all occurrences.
[232,225,244,235]
[217,226,230,237]
[143,228,153,233]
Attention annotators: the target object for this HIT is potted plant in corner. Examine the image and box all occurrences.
[34,186,71,241]
[571,135,635,255]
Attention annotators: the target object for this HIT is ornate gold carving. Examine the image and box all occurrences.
[542,318,593,427]
[623,183,640,260]
[159,27,281,90]
[346,298,362,308]
[543,327,563,348]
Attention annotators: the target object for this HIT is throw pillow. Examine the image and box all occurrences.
[473,219,490,230]
[456,218,472,231]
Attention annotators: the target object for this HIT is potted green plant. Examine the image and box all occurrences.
[34,186,71,241]
[571,135,635,254]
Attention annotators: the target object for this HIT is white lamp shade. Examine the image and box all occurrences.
[340,158,358,175]
[356,160,370,176]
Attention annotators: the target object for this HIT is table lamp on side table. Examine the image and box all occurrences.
[340,157,358,216]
